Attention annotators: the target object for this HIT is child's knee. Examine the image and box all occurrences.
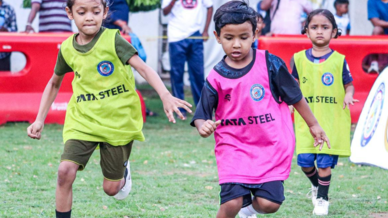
[57,163,78,186]
[219,197,243,215]
[103,180,122,196]
[255,198,281,214]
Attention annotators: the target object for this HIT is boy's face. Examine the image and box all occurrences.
[256,17,265,34]
[214,21,256,62]
[336,3,348,14]
[66,0,108,37]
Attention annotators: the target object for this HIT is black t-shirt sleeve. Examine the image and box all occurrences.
[190,80,218,127]
[267,53,303,105]
[291,64,299,80]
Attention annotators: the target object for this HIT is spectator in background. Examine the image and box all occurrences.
[162,0,213,117]
[334,0,350,35]
[367,0,388,73]
[260,0,312,35]
[103,0,132,34]
[252,12,265,49]
[25,0,72,33]
[0,0,17,71]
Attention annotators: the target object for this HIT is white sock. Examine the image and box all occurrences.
[240,204,265,215]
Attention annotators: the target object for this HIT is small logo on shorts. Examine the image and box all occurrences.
[250,84,265,102]
[123,161,128,167]
[225,94,231,101]
[97,61,114,77]
[322,73,334,86]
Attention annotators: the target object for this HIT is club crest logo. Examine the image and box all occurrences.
[322,72,334,86]
[97,61,114,77]
[181,0,198,9]
[250,84,265,102]
[361,83,385,147]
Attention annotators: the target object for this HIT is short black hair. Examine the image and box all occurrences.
[302,9,341,38]
[213,1,257,35]
[256,11,264,21]
[334,0,349,7]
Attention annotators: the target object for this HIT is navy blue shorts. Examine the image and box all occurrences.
[297,153,339,169]
[219,181,285,207]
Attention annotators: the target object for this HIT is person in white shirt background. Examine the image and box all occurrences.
[162,0,213,118]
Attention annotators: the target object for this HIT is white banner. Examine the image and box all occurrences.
[350,68,388,169]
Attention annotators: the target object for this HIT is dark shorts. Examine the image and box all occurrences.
[220,181,285,207]
[297,153,339,169]
[61,140,133,181]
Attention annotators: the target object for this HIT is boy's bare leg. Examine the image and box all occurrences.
[217,197,243,218]
[56,161,79,212]
[252,197,280,214]
[102,178,125,196]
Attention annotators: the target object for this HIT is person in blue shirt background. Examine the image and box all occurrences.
[367,0,388,74]
[104,0,132,34]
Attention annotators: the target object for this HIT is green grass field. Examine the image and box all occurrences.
[1,88,387,218]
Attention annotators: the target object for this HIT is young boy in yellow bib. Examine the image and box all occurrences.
[291,9,358,216]
[26,0,192,217]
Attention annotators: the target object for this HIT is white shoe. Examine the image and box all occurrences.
[313,198,329,215]
[368,61,380,74]
[114,161,132,200]
[238,210,257,218]
[307,185,318,206]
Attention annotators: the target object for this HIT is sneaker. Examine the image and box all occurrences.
[368,61,380,74]
[114,161,132,200]
[238,210,257,218]
[313,198,329,215]
[306,185,318,206]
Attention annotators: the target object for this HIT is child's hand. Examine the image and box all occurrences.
[309,124,331,151]
[343,94,359,109]
[161,93,192,123]
[198,120,221,138]
[27,121,44,140]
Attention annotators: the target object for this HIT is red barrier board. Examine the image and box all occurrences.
[259,35,387,123]
[0,32,146,124]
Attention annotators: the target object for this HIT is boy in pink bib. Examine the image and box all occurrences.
[191,1,330,218]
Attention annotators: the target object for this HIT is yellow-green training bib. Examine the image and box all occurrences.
[61,29,145,145]
[294,50,350,156]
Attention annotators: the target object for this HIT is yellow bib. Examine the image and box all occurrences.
[61,29,145,145]
[294,50,350,156]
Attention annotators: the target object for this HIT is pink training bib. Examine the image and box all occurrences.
[207,50,295,184]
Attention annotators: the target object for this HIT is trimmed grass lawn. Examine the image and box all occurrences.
[0,89,387,217]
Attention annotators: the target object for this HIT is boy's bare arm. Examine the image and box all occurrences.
[162,0,176,16]
[293,98,331,150]
[27,74,64,139]
[128,55,192,123]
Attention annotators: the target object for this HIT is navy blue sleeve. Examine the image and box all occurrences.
[291,64,299,80]
[267,53,303,105]
[342,59,353,85]
[190,80,218,127]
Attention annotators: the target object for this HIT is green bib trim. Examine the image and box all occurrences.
[294,50,351,156]
[60,29,145,145]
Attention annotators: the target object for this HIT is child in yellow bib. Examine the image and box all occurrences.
[26,0,192,217]
[292,9,358,216]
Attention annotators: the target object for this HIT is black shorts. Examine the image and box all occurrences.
[220,181,285,207]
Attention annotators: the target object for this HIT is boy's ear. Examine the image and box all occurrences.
[65,7,73,20]
[332,28,338,38]
[213,30,221,44]
[103,7,109,19]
